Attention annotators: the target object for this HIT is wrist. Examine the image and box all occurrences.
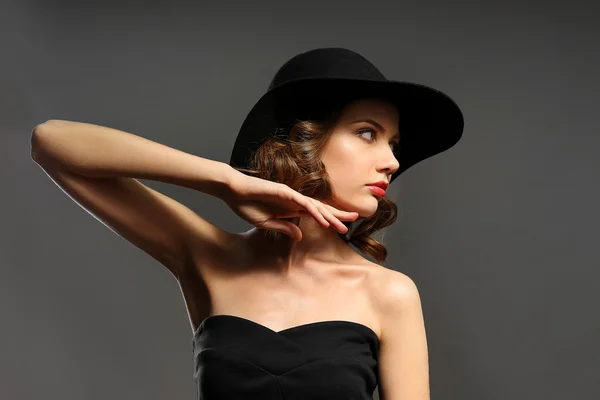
[217,163,243,202]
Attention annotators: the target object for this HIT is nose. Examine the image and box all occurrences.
[378,147,400,177]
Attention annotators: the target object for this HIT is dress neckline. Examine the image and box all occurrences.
[194,314,380,343]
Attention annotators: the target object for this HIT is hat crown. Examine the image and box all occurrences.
[230,47,464,183]
[268,48,387,91]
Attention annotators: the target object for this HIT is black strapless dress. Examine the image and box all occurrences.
[191,314,380,399]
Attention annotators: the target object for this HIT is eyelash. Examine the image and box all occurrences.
[357,128,398,151]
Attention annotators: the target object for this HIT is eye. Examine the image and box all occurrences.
[357,128,376,141]
[357,128,398,153]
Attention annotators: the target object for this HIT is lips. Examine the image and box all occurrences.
[366,181,389,190]
[367,185,386,196]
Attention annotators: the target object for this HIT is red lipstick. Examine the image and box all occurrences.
[366,181,388,196]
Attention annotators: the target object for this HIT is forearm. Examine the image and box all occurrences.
[30,119,236,199]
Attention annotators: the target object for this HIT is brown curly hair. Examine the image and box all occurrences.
[234,96,399,266]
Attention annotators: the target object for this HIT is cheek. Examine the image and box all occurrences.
[327,161,367,203]
[326,142,365,177]
[325,141,359,170]
[322,139,368,193]
[325,154,358,188]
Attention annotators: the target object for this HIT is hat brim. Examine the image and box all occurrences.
[230,77,464,183]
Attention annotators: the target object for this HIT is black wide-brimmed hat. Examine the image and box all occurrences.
[229,47,464,184]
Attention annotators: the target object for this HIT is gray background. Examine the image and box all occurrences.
[2,1,599,399]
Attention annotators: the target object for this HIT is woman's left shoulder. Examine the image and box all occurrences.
[365,264,421,310]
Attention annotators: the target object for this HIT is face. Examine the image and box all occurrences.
[320,97,400,217]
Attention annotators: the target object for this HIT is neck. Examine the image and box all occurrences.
[244,216,358,274]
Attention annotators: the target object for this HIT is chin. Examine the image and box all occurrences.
[349,199,379,219]
[360,207,378,219]
[329,193,379,218]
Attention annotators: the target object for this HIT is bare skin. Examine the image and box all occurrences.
[31,96,428,399]
[179,97,400,339]
[239,97,399,272]
[30,97,401,339]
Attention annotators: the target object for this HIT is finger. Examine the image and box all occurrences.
[324,205,360,221]
[313,202,349,234]
[276,186,328,227]
[276,209,310,219]
[292,195,330,227]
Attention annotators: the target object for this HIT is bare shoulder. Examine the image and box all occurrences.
[365,265,422,325]
[368,265,420,305]
[369,266,430,399]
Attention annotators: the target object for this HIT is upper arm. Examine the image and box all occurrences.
[377,272,430,400]
[31,153,230,278]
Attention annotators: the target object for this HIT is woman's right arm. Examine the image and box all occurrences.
[30,119,239,278]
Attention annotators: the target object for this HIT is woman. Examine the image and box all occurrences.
[31,48,464,399]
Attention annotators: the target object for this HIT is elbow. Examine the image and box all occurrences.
[30,122,49,162]
[30,120,60,163]
[30,120,66,161]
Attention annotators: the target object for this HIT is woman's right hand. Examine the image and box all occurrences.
[222,171,359,241]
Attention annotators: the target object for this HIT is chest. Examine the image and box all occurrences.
[179,255,382,338]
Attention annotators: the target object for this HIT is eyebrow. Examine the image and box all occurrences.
[350,118,400,141]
